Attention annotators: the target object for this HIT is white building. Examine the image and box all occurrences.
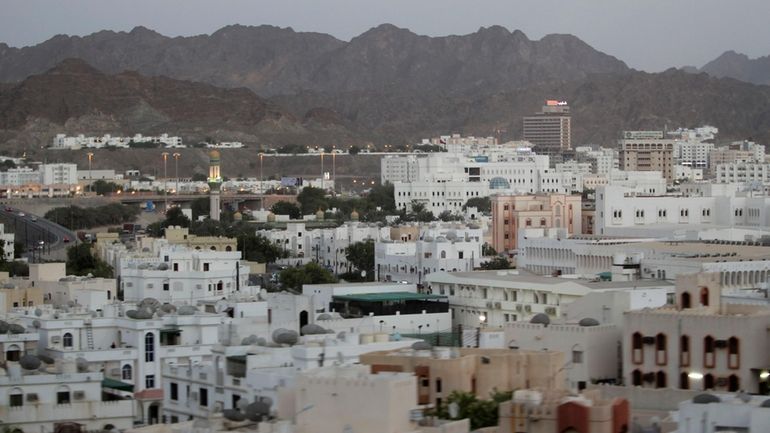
[0,223,14,262]
[375,223,483,284]
[675,392,770,433]
[424,269,671,329]
[40,163,79,185]
[715,162,770,184]
[52,133,184,149]
[0,358,135,433]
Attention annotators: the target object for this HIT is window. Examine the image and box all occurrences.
[170,382,178,400]
[203,263,210,271]
[173,263,179,271]
[700,287,709,306]
[632,370,642,386]
[679,372,689,390]
[704,336,715,368]
[728,337,740,369]
[200,388,209,407]
[656,371,667,388]
[62,332,73,348]
[122,364,132,380]
[436,378,442,393]
[146,375,155,389]
[632,332,643,364]
[655,333,667,366]
[145,333,155,362]
[704,373,715,390]
[57,388,71,405]
[525,218,532,227]
[572,351,583,364]
[9,388,23,407]
[458,251,464,259]
[163,282,169,291]
[680,335,690,367]
[681,292,691,309]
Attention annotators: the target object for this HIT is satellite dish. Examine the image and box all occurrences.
[215,300,228,313]
[361,270,367,278]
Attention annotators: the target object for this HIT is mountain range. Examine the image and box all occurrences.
[696,50,770,86]
[1,24,770,154]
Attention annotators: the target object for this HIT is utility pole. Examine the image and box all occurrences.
[87,152,94,193]
[173,153,181,195]
[162,152,169,212]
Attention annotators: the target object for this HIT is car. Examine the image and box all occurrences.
[17,212,24,217]
[62,236,70,243]
[4,207,12,212]
[30,216,37,222]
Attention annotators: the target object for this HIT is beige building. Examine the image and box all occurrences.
[498,389,629,433]
[0,272,44,311]
[523,100,571,155]
[164,226,236,252]
[360,347,565,407]
[618,131,674,182]
[490,194,582,253]
[624,272,770,394]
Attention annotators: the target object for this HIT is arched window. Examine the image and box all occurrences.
[210,246,217,251]
[9,387,23,407]
[440,251,446,259]
[681,292,691,309]
[728,374,740,392]
[6,343,21,362]
[704,336,715,368]
[57,385,71,405]
[679,372,689,390]
[680,335,690,367]
[145,333,155,362]
[704,373,715,390]
[63,332,73,348]
[700,287,709,306]
[225,246,232,252]
[632,332,643,364]
[655,333,667,365]
[728,337,740,369]
[632,370,642,386]
[656,371,667,388]
[122,364,133,380]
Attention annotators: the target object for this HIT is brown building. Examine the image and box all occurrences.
[498,389,630,433]
[618,131,674,182]
[523,100,572,156]
[490,194,582,253]
[360,347,565,408]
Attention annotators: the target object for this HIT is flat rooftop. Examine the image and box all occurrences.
[332,291,447,302]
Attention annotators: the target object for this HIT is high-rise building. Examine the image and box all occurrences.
[523,100,572,157]
[618,131,675,182]
[208,150,222,221]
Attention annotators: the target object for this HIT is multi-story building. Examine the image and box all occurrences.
[574,146,618,175]
[360,347,565,407]
[619,130,675,182]
[594,184,770,237]
[490,194,582,253]
[164,226,236,252]
[675,392,770,433]
[673,141,714,170]
[709,140,766,171]
[424,269,670,328]
[0,358,135,432]
[381,154,419,183]
[523,100,571,156]
[0,223,14,262]
[40,163,79,185]
[624,273,770,393]
[52,133,184,149]
[375,223,483,284]
[715,162,770,184]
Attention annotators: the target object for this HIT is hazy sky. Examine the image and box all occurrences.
[2,0,769,72]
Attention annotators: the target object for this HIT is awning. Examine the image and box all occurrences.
[102,377,134,392]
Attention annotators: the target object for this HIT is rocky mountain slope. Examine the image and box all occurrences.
[0,24,629,96]
[698,51,770,86]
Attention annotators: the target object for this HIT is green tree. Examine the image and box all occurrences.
[296,186,328,215]
[279,262,336,291]
[463,196,491,213]
[431,390,512,430]
[410,201,435,222]
[438,210,463,222]
[367,182,396,212]
[480,256,510,270]
[348,145,360,155]
[271,201,301,219]
[164,207,190,228]
[66,243,113,278]
[190,197,210,220]
[238,234,286,263]
[191,173,208,182]
[482,243,497,256]
[92,179,121,195]
[345,240,375,281]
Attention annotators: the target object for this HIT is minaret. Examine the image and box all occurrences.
[208,150,222,221]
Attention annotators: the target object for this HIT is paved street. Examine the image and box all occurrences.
[0,205,78,262]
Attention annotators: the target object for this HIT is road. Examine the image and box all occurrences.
[0,205,78,261]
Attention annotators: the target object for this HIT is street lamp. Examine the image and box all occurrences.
[87,152,94,192]
[320,150,324,190]
[259,152,264,209]
[173,152,181,195]
[332,146,336,194]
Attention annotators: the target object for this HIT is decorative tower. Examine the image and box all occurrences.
[208,150,222,221]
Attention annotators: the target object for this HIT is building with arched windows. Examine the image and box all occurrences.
[624,272,770,394]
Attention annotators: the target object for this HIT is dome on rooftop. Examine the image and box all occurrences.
[489,177,510,190]
[412,341,433,351]
[760,399,770,408]
[579,318,600,327]
[530,313,550,326]
[317,313,333,321]
[19,354,41,370]
[693,393,721,404]
[209,150,221,162]
[301,324,329,335]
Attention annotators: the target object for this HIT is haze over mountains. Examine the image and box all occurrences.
[1,24,770,152]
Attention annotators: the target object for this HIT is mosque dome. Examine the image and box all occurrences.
[315,209,325,221]
[350,210,360,221]
[489,177,510,190]
[209,150,221,163]
[233,211,243,221]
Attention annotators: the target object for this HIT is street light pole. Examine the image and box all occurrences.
[320,151,324,190]
[173,152,181,195]
[259,153,264,210]
[332,147,336,194]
